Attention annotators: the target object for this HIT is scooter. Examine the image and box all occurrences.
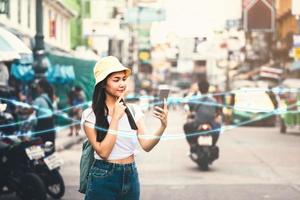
[32,141,65,199]
[1,102,65,199]
[1,135,65,199]
[184,122,219,171]
[0,136,47,200]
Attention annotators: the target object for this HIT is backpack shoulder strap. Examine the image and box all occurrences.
[127,104,136,117]
[41,95,54,110]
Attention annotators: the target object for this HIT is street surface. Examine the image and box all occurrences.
[2,108,300,199]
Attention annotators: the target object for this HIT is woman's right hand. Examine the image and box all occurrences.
[112,96,126,120]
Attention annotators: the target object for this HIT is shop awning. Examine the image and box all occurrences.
[47,52,96,103]
[0,27,33,63]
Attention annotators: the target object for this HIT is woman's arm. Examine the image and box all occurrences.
[84,117,119,160]
[84,96,126,160]
[137,101,168,152]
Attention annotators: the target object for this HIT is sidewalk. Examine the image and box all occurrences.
[55,127,85,152]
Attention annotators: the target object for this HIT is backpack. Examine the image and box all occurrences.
[78,104,136,194]
[78,139,94,194]
[194,96,216,125]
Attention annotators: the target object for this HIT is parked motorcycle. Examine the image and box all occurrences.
[0,134,65,199]
[1,101,65,199]
[0,136,47,200]
[184,121,219,171]
[31,141,65,199]
[0,108,17,136]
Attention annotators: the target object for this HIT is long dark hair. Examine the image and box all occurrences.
[38,79,54,102]
[92,80,109,142]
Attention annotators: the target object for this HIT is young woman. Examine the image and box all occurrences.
[82,56,168,200]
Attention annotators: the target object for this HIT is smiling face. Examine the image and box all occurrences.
[105,71,128,98]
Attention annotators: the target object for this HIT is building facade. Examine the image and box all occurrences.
[276,0,298,43]
[83,0,128,59]
[275,0,300,77]
[0,0,76,51]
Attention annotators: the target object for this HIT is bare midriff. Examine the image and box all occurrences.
[107,154,134,164]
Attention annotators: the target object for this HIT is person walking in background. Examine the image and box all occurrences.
[68,86,86,136]
[81,56,168,200]
[32,79,56,147]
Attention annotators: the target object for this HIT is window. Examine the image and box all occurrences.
[61,17,64,43]
[7,0,10,18]
[0,0,9,17]
[49,11,57,38]
[49,10,56,38]
[83,0,90,17]
[17,0,21,24]
[49,20,56,38]
[27,0,31,28]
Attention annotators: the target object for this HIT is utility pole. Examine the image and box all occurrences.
[33,0,47,78]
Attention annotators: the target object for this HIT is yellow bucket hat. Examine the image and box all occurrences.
[93,56,131,86]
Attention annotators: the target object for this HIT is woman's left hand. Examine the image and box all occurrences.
[153,99,168,128]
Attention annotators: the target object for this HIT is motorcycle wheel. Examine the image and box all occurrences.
[18,173,47,200]
[45,170,65,199]
[199,161,209,171]
[280,118,287,134]
[197,148,209,171]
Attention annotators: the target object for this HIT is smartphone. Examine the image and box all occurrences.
[157,85,170,108]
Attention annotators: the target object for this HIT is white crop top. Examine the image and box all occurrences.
[81,104,144,160]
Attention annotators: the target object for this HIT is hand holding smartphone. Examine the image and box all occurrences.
[157,85,170,108]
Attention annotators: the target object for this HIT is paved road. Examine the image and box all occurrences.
[2,109,300,199]
[61,109,300,200]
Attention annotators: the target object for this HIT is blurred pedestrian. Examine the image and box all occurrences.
[0,61,9,87]
[183,82,199,113]
[81,56,168,200]
[32,79,56,147]
[68,86,86,136]
[211,84,224,118]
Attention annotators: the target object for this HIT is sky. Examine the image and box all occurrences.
[164,0,242,37]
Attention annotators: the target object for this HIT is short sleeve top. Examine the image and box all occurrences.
[81,104,144,160]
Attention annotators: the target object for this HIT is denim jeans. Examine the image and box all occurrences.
[85,159,140,200]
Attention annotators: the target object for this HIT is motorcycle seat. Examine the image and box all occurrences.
[0,141,9,151]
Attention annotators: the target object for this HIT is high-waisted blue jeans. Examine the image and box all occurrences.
[85,159,140,200]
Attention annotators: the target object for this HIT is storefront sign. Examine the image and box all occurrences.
[294,47,300,59]
[293,34,300,47]
[124,7,165,24]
